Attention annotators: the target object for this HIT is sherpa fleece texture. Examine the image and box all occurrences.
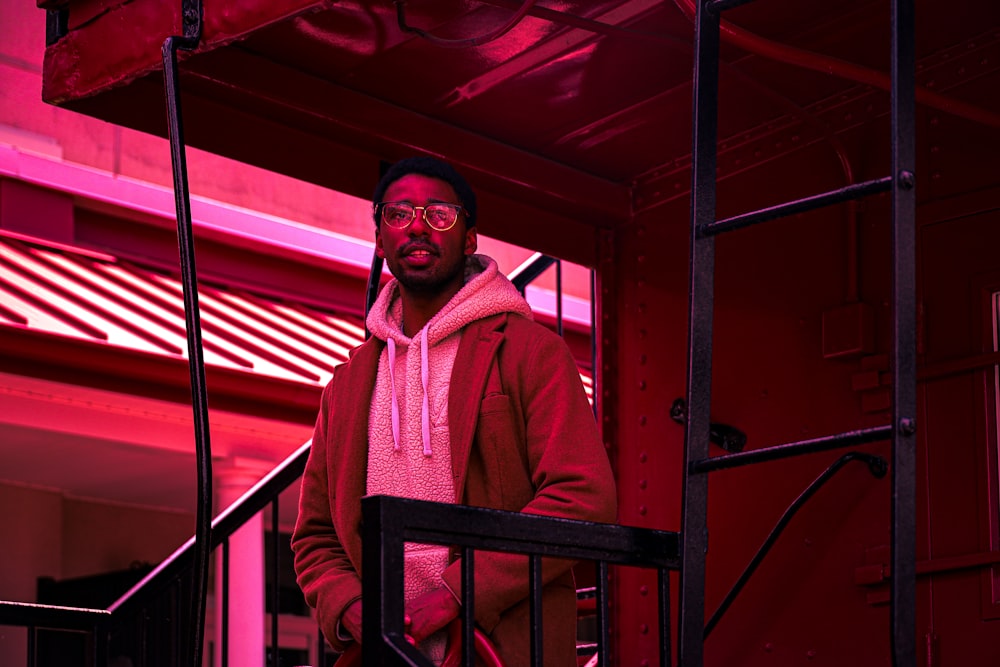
[364,255,533,662]
[291,255,617,666]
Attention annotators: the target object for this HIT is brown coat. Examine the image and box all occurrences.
[291,313,617,665]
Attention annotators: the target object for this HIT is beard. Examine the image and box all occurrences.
[390,252,468,297]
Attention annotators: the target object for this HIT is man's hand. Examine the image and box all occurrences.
[404,587,461,644]
[341,598,364,644]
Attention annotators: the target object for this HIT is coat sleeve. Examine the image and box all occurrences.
[291,376,363,651]
[441,321,618,632]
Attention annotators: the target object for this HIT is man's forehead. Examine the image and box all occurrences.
[383,173,458,201]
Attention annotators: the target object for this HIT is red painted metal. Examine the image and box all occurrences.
[33,0,1000,664]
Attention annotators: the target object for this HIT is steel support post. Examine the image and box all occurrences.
[890,0,917,663]
[677,1,721,664]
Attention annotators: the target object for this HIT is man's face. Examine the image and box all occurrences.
[375,174,478,297]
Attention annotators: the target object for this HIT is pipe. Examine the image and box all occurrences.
[704,451,888,638]
[673,0,1000,129]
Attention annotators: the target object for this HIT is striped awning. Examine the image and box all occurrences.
[0,234,365,387]
[0,234,593,404]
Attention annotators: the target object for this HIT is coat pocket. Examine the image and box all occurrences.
[474,394,532,510]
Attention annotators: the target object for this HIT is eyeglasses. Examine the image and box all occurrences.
[377,201,464,231]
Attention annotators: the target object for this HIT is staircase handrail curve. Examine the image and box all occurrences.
[107,440,313,617]
[0,442,310,631]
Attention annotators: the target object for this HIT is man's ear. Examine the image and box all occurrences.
[375,228,385,258]
[465,227,478,256]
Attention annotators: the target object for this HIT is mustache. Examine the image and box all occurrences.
[400,240,440,255]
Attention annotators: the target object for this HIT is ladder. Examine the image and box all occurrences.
[677,0,917,665]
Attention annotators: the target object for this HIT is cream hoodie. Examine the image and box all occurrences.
[364,254,533,661]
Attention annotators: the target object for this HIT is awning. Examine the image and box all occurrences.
[0,233,592,406]
[0,233,363,414]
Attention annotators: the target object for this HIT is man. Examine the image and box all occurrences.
[291,156,617,665]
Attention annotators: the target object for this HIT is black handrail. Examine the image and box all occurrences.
[509,252,557,294]
[0,440,312,665]
[161,0,208,662]
[361,495,679,667]
[0,601,110,629]
[109,441,310,617]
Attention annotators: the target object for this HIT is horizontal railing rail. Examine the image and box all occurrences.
[360,495,680,667]
[0,601,110,629]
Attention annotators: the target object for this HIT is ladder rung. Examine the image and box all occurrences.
[699,176,893,238]
[689,424,892,474]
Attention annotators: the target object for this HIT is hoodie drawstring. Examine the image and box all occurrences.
[386,328,434,457]
[386,337,401,452]
[420,326,431,456]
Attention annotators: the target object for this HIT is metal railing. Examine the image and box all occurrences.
[360,495,680,667]
[1,448,677,667]
[0,441,311,667]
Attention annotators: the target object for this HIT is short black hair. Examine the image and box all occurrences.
[372,156,477,228]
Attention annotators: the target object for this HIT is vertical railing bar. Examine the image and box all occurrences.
[93,621,108,667]
[529,554,544,667]
[160,0,209,658]
[27,625,36,667]
[461,547,475,666]
[365,162,391,339]
[678,0,720,665]
[171,578,180,666]
[222,538,230,667]
[596,561,610,667]
[137,606,146,667]
[364,251,384,340]
[590,268,598,418]
[556,259,564,337]
[659,567,671,667]
[890,0,917,663]
[142,605,150,667]
[361,497,408,667]
[272,499,280,666]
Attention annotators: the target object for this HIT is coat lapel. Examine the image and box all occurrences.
[332,337,384,571]
[448,314,506,502]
